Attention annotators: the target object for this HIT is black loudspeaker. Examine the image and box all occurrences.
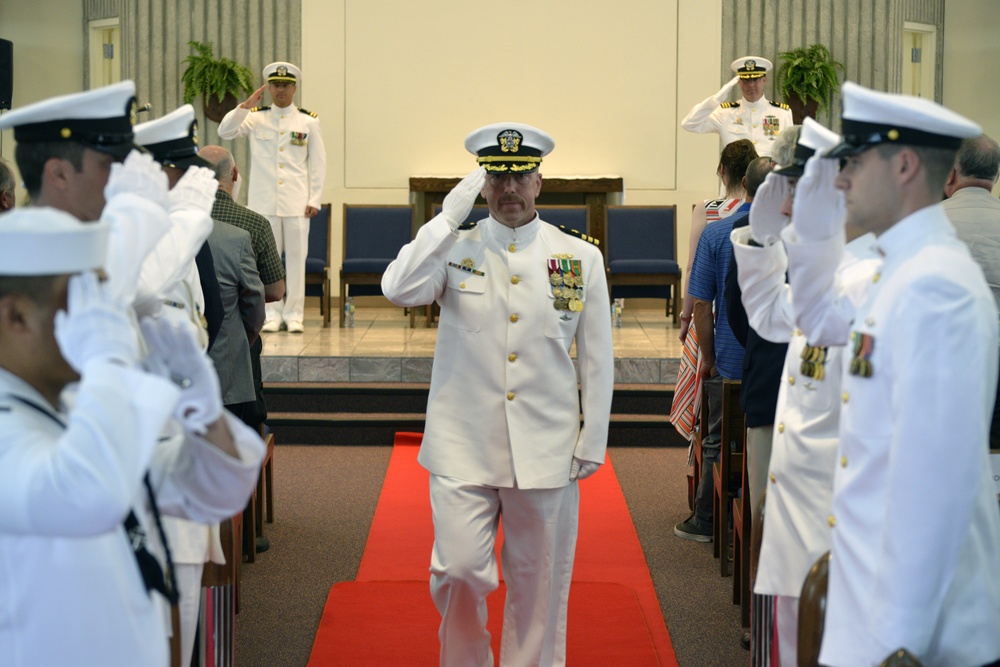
[0,39,12,110]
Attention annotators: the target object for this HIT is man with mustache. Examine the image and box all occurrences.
[382,122,614,667]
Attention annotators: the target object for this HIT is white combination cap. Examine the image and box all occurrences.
[0,81,138,158]
[464,122,555,173]
[827,81,982,158]
[0,207,109,276]
[775,117,842,176]
[731,56,772,79]
[134,104,209,169]
[264,62,300,84]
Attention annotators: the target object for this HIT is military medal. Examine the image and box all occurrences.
[290,131,308,146]
[800,343,828,381]
[548,258,585,312]
[849,331,875,378]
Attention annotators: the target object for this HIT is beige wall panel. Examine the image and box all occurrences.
[338,0,678,191]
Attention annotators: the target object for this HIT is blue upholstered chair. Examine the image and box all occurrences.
[606,205,681,323]
[339,204,414,327]
[536,205,589,236]
[304,203,332,327]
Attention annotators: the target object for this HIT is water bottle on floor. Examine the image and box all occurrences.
[612,298,623,328]
[345,297,355,328]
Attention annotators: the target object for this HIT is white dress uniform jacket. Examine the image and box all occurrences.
[382,213,614,489]
[0,362,218,667]
[731,227,879,599]
[787,205,1000,666]
[681,93,793,158]
[217,104,326,216]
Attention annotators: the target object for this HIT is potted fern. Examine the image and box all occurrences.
[775,44,845,124]
[181,40,255,122]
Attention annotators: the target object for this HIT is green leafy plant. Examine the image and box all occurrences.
[180,40,254,105]
[775,44,845,116]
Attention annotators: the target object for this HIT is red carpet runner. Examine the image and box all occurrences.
[308,433,678,666]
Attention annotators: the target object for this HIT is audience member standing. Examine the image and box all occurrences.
[218,61,326,334]
[942,134,1000,449]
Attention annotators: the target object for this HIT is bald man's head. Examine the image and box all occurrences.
[198,145,237,192]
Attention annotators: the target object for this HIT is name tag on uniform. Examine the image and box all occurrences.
[290,131,308,146]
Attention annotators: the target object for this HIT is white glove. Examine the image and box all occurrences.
[441,167,486,231]
[749,172,790,246]
[717,75,741,98]
[54,271,139,373]
[140,316,223,435]
[168,165,219,216]
[570,457,601,481]
[104,150,170,210]
[791,155,846,243]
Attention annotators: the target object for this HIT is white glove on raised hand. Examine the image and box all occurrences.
[717,75,741,98]
[441,167,486,231]
[168,165,219,216]
[140,316,223,435]
[55,272,140,373]
[104,150,170,210]
[791,155,846,243]
[749,172,791,246]
[570,457,601,481]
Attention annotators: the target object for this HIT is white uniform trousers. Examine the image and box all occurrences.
[775,594,798,667]
[429,474,580,667]
[265,215,309,324]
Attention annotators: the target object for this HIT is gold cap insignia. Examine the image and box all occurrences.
[746,59,756,70]
[498,129,522,154]
[461,257,475,269]
[277,65,288,77]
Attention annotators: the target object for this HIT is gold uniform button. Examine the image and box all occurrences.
[788,375,795,385]
[840,455,848,468]
[873,272,881,283]
[827,515,836,528]
[508,353,517,362]
[777,423,785,433]
[510,314,519,323]
[793,329,802,337]
[280,131,286,135]
[769,473,776,484]
[511,276,520,285]
[507,392,515,401]
[865,317,875,326]
[508,244,517,253]
[279,164,284,169]
[459,282,466,289]
[279,147,284,152]
[842,392,849,404]
[278,180,284,185]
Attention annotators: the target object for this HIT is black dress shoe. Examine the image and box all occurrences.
[740,631,751,651]
[255,536,270,553]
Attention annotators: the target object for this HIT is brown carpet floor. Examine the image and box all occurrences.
[234,445,748,666]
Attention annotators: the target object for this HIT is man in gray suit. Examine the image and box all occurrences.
[943,133,1000,448]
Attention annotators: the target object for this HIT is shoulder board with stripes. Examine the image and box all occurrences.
[558,226,599,246]
[457,220,478,231]
[770,100,790,110]
[299,108,318,118]
[250,106,270,112]
[720,101,741,109]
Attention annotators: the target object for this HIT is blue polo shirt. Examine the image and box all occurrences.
[687,204,750,380]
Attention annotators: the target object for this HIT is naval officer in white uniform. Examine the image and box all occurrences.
[218,61,326,334]
[731,118,881,666]
[784,82,1000,667]
[382,123,614,667]
[682,56,793,158]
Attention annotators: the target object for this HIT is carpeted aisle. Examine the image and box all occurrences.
[307,433,678,666]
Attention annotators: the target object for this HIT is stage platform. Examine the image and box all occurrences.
[260,305,682,386]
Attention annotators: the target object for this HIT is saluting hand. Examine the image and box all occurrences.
[792,155,845,243]
[441,167,486,232]
[749,172,790,246]
[241,85,267,109]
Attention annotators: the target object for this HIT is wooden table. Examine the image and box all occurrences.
[409,176,624,248]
